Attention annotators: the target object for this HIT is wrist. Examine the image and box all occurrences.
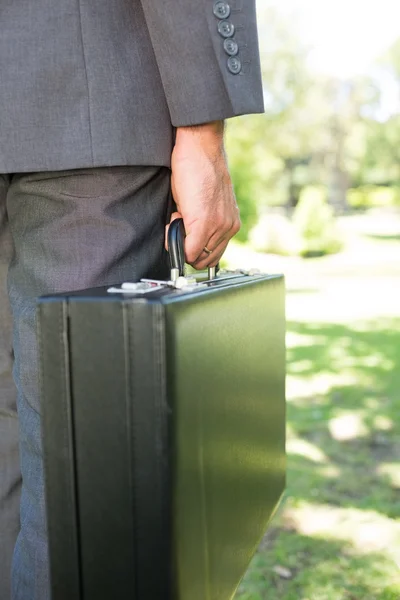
[175,120,225,154]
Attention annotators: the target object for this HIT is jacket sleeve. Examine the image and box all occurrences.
[139,0,265,126]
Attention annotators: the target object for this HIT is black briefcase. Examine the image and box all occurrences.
[38,219,286,600]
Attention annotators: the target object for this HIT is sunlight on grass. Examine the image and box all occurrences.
[282,502,400,565]
[328,413,369,441]
[377,463,400,488]
[317,464,341,478]
[286,372,361,401]
[288,359,315,374]
[373,415,394,431]
[234,213,400,600]
[286,439,328,463]
[286,332,322,348]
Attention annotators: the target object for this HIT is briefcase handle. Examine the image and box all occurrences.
[168,218,218,282]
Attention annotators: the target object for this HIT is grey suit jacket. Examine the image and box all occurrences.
[0,0,264,173]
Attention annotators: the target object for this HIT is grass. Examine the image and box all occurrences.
[226,211,400,599]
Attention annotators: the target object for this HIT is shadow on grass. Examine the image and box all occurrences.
[285,318,400,515]
[236,530,400,600]
[235,317,400,599]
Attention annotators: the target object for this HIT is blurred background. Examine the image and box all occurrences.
[227,1,400,598]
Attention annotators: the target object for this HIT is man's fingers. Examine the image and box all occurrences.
[166,215,221,262]
[199,217,240,259]
[191,238,229,270]
[183,222,211,265]
[165,213,241,271]
[189,216,240,269]
[184,213,240,264]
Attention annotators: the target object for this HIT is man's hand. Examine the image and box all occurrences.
[166,121,241,270]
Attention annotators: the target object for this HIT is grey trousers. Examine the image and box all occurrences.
[0,167,171,600]
[0,179,21,600]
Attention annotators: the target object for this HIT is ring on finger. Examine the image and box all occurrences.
[203,246,213,255]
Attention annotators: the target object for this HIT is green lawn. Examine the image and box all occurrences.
[226,211,400,600]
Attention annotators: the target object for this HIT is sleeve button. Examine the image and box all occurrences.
[217,20,235,38]
[223,38,239,56]
[213,2,231,19]
[227,56,242,74]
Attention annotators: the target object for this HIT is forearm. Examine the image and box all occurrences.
[174,121,226,161]
[169,116,239,268]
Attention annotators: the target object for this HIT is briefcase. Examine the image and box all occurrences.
[38,219,286,600]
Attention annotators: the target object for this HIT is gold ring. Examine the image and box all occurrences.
[203,246,213,255]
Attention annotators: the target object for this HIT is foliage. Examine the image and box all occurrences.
[381,37,400,82]
[244,189,345,258]
[226,8,400,221]
[229,159,260,243]
[347,185,400,208]
[249,213,301,256]
[226,115,287,241]
[359,116,400,187]
[292,186,344,256]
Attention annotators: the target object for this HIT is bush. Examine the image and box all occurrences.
[347,185,399,209]
[229,162,259,243]
[293,186,343,256]
[249,213,301,256]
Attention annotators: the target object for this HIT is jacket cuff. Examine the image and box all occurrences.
[139,0,265,127]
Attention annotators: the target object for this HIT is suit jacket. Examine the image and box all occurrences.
[0,0,264,173]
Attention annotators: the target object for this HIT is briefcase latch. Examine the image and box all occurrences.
[141,276,207,291]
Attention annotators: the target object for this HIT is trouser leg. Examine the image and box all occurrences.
[0,175,21,600]
[8,166,171,600]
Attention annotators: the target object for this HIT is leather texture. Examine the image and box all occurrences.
[39,273,286,600]
[38,300,81,600]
